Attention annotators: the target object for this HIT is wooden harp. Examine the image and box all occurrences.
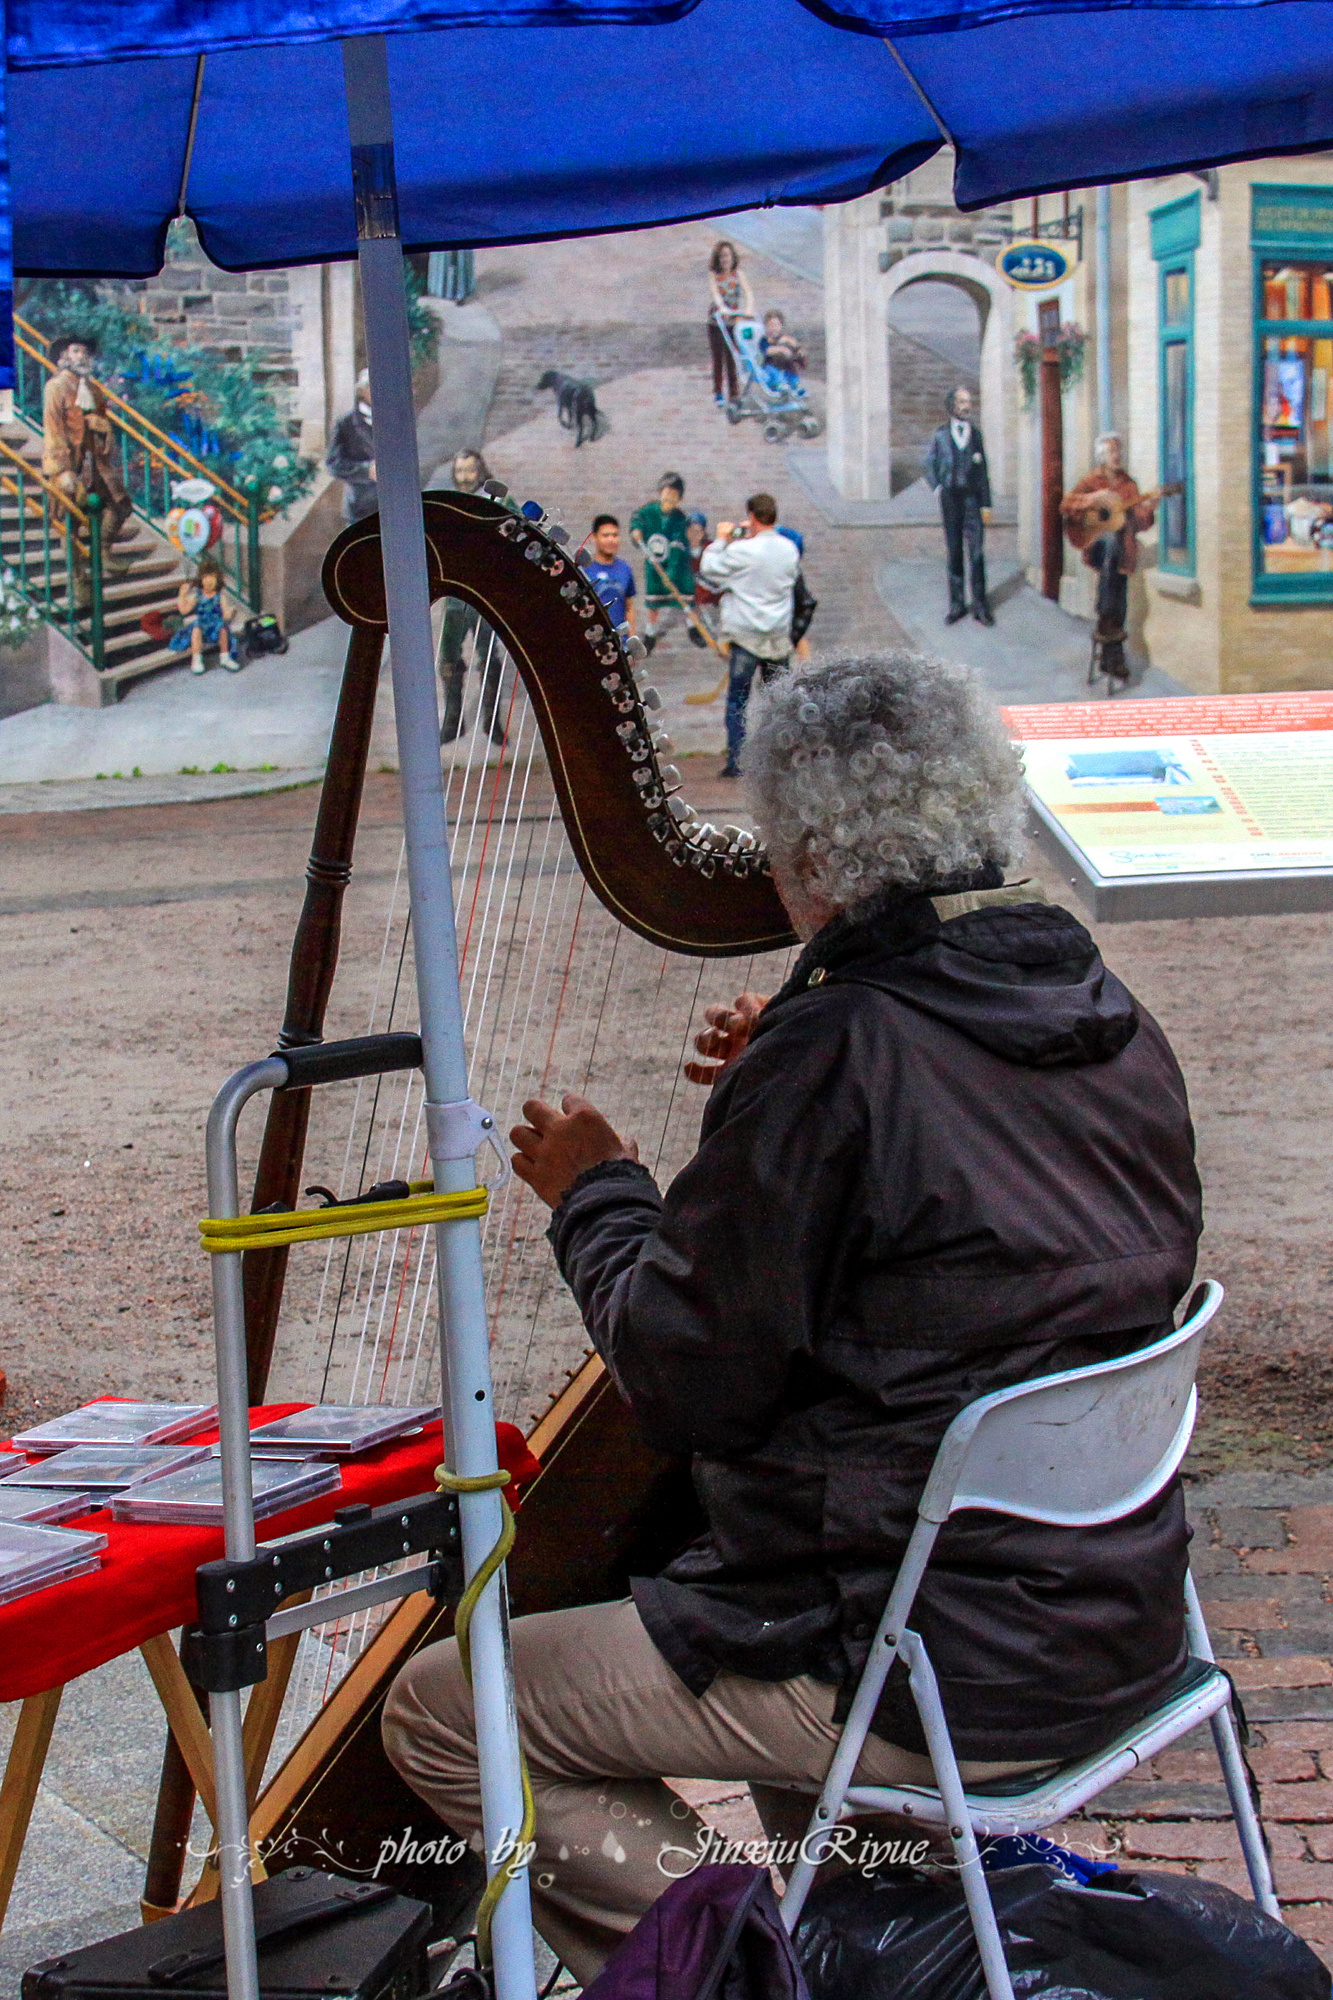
[143,494,795,1925]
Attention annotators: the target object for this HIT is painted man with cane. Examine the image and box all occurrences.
[924,386,994,627]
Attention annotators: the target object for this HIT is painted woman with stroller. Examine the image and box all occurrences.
[707,241,753,407]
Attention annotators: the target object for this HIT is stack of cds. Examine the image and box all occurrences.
[0,1521,108,1605]
[0,1485,99,1526]
[4,1445,211,1493]
[112,1456,342,1525]
[244,1405,441,1458]
[11,1401,217,1454]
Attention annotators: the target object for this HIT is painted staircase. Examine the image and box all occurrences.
[0,416,191,702]
[6,312,264,706]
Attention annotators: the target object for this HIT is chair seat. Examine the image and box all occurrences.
[843,1656,1231,1839]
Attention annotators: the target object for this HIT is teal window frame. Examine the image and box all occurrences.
[1150,194,1200,580]
[1251,184,1333,604]
[1157,256,1195,576]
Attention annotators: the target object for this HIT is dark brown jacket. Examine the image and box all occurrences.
[550,883,1202,1761]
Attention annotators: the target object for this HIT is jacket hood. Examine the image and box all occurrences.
[774,879,1138,1069]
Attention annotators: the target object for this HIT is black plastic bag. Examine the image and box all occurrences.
[795,1863,1329,2000]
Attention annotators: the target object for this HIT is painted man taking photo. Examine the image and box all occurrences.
[698,491,799,778]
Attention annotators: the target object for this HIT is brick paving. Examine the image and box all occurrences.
[672,1472,1333,1967]
[1044,1472,1333,1963]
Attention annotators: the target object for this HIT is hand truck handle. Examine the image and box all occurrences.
[274,1032,423,1090]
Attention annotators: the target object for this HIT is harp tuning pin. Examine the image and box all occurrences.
[548,524,570,546]
[626,636,648,660]
[640,685,662,711]
[483,480,509,499]
[652,730,674,753]
[659,763,681,791]
[667,796,696,824]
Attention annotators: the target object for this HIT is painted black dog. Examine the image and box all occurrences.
[536,369,600,447]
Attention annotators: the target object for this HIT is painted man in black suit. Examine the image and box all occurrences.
[923,387,994,626]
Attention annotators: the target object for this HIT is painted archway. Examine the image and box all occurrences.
[824,201,1015,504]
[886,250,1012,500]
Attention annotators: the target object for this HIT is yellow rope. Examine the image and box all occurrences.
[199,1180,488,1254]
[435,1465,537,1969]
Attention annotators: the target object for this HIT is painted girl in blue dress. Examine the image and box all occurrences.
[170,557,241,674]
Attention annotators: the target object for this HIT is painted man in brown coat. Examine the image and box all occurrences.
[42,335,132,576]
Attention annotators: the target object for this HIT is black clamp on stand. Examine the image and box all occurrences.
[183,1490,463,1694]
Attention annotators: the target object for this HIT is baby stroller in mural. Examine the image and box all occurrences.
[711,310,822,442]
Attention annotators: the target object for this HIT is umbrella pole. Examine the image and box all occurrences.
[341,38,538,2000]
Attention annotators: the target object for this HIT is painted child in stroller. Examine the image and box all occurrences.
[711,309,822,440]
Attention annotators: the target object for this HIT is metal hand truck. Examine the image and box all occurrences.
[188,1030,533,2000]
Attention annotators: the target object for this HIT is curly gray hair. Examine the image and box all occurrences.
[746,652,1026,910]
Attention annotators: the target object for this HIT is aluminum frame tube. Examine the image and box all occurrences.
[204,1053,288,2000]
[212,1689,260,2000]
[341,37,537,2000]
[205,1057,288,1561]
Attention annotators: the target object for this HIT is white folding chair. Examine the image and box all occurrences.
[779,1279,1278,2000]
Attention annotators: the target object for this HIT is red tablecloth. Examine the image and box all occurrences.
[0,1408,540,1702]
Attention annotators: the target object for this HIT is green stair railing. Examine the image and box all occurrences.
[13,313,262,614]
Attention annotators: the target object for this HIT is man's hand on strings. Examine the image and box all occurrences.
[510,1094,639,1208]
[683,991,769,1088]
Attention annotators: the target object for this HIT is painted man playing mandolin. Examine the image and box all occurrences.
[1061,432,1160,684]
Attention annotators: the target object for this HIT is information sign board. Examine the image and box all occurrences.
[1005,691,1333,919]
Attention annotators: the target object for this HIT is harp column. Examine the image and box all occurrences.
[341,39,539,2000]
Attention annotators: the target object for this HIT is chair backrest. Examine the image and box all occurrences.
[916,1281,1222,1529]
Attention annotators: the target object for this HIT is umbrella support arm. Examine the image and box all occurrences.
[341,35,538,2000]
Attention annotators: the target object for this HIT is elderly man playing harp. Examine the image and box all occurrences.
[384,653,1202,1984]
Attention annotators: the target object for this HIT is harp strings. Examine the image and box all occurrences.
[261,609,794,1772]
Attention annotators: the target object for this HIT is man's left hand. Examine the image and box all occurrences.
[510,1094,639,1208]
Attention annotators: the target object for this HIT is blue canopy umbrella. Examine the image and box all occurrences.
[4,6,1329,1998]
[7,0,1333,280]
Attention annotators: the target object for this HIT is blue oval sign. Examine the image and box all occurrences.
[997,239,1077,291]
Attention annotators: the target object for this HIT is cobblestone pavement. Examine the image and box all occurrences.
[468,219,1032,769]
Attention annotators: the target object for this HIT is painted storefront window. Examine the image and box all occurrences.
[1252,187,1333,599]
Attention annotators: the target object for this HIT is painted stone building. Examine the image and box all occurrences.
[104,219,364,626]
[825,147,1333,697]
[114,218,358,462]
[823,151,1019,506]
[1123,160,1333,694]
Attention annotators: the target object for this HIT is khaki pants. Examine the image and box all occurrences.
[383,1598,1039,1986]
